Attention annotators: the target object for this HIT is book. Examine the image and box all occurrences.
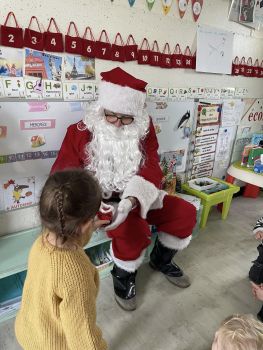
[247,147,263,168]
[251,133,263,146]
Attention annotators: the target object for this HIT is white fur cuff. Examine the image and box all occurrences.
[110,244,146,272]
[252,227,263,235]
[122,175,162,218]
[158,232,192,250]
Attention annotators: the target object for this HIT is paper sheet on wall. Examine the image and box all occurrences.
[0,101,85,211]
[196,25,234,74]
[221,99,245,127]
[146,100,195,173]
[229,0,263,31]
[215,126,236,161]
[231,98,263,163]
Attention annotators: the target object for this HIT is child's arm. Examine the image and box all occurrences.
[59,265,107,350]
[253,216,263,241]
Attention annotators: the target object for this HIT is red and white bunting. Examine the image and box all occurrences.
[191,0,203,22]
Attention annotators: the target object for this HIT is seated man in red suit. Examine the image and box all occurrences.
[51,67,196,311]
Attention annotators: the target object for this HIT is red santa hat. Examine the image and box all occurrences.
[98,67,147,117]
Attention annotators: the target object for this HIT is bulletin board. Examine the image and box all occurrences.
[146,100,196,173]
[0,101,85,212]
[231,98,263,163]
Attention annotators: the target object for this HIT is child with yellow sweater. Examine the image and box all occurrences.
[15,169,108,350]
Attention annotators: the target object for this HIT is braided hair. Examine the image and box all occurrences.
[55,189,65,239]
[39,169,101,243]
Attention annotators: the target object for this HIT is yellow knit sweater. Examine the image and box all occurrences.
[15,234,107,350]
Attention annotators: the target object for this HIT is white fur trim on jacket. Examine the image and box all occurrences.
[252,227,263,235]
[158,232,192,251]
[98,81,146,117]
[110,244,146,272]
[122,175,165,219]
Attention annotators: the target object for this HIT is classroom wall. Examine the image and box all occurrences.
[0,0,262,236]
[1,0,263,97]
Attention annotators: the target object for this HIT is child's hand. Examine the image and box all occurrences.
[93,219,110,230]
[254,230,263,241]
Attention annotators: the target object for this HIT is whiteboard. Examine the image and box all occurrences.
[196,25,234,75]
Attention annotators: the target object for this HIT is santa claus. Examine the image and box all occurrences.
[51,67,196,311]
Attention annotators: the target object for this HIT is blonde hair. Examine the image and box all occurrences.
[214,314,263,350]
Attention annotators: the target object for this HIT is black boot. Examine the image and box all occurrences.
[111,264,137,311]
[149,238,191,288]
[257,305,263,322]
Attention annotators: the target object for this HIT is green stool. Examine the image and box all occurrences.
[182,178,240,229]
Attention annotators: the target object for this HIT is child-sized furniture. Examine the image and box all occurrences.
[182,178,240,229]
[227,160,263,198]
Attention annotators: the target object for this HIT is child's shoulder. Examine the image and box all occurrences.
[57,249,97,290]
[60,248,95,275]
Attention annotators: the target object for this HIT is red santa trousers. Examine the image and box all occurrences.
[107,195,196,265]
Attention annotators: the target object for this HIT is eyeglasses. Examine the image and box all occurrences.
[104,111,134,125]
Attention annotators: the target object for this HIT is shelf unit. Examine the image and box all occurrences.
[0,206,202,324]
[0,226,113,323]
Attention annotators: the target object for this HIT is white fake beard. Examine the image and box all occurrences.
[84,103,149,196]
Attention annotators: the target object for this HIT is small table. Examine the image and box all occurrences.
[182,178,240,229]
[227,161,263,198]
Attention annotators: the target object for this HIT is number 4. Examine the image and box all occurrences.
[51,38,56,46]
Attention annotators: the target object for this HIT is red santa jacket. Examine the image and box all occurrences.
[51,117,165,218]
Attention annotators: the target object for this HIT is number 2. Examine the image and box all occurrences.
[8,34,14,43]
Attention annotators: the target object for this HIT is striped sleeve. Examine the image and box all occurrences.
[253,216,263,234]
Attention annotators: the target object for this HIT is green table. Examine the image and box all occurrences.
[182,178,240,229]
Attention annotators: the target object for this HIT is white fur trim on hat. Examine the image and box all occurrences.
[158,232,192,250]
[110,244,146,272]
[98,81,146,117]
[122,175,165,219]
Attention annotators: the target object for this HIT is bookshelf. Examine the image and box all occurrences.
[0,226,113,324]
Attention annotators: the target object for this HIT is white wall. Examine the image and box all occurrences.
[1,0,263,97]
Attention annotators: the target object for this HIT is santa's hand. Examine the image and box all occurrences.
[106,198,133,231]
